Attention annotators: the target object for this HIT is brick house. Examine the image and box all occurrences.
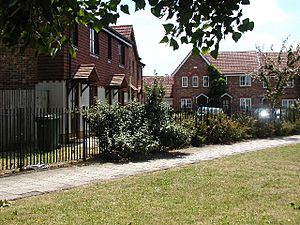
[171,51,300,111]
[0,24,144,109]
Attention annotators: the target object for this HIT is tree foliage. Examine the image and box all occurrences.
[0,0,253,57]
[207,65,227,106]
[255,40,300,107]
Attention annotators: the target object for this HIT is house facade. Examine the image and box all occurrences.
[0,24,144,140]
[171,51,300,111]
[0,24,144,109]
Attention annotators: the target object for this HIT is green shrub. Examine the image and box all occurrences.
[206,114,245,144]
[253,121,275,138]
[159,123,191,150]
[232,112,257,139]
[294,119,300,134]
[274,121,296,136]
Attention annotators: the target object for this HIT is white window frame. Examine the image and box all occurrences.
[192,76,198,87]
[240,98,252,111]
[225,76,228,85]
[240,75,251,86]
[286,78,294,88]
[182,76,188,87]
[181,98,192,109]
[203,76,209,87]
[90,28,96,54]
[282,99,295,108]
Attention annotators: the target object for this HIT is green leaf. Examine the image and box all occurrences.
[248,21,254,31]
[232,32,241,42]
[133,0,146,11]
[69,47,77,58]
[201,47,210,55]
[120,5,130,14]
[192,47,200,56]
[78,8,84,17]
[210,49,219,59]
[151,6,161,17]
[93,22,103,33]
[148,0,159,6]
[160,36,169,44]
[163,23,174,34]
[170,38,179,50]
[180,36,188,44]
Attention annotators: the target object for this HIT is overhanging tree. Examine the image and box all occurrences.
[254,40,300,108]
[0,0,253,57]
[207,65,227,106]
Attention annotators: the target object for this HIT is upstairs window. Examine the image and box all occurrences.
[107,35,112,61]
[70,24,78,47]
[203,76,209,87]
[90,28,99,55]
[118,43,125,66]
[240,75,251,86]
[182,76,188,87]
[192,76,198,87]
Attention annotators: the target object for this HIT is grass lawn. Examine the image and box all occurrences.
[1,144,300,225]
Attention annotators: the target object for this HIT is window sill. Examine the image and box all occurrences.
[108,60,112,64]
[119,64,125,68]
[90,53,99,59]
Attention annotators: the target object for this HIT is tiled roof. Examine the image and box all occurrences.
[110,25,133,40]
[204,51,259,74]
[73,64,100,82]
[143,76,174,98]
[108,74,127,87]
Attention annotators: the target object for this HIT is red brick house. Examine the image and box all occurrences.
[171,51,300,111]
[0,24,144,109]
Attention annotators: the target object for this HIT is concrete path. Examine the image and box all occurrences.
[1,135,300,201]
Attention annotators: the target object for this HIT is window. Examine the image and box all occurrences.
[182,76,188,87]
[240,75,251,86]
[118,43,125,66]
[107,35,112,61]
[181,98,192,109]
[282,99,295,108]
[90,28,99,55]
[203,76,209,87]
[287,78,294,88]
[225,76,228,85]
[192,76,198,87]
[70,24,78,47]
[240,98,251,111]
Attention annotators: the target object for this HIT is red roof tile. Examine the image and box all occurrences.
[110,25,133,40]
[204,51,259,74]
[143,76,174,98]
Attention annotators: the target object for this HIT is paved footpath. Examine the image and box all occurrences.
[1,135,300,201]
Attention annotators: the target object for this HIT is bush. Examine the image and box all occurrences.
[206,114,245,144]
[231,112,257,139]
[253,121,275,138]
[274,121,296,136]
[159,123,191,150]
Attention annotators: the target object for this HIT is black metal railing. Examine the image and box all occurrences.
[0,108,99,172]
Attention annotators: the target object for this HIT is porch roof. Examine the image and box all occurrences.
[73,64,100,83]
[107,74,128,88]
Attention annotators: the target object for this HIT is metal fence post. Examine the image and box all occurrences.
[18,108,25,171]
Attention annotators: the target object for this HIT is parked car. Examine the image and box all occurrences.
[197,106,224,116]
[254,108,287,120]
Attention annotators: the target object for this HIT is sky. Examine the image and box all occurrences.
[116,0,300,76]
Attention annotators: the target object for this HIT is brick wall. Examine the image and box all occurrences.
[0,45,37,89]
